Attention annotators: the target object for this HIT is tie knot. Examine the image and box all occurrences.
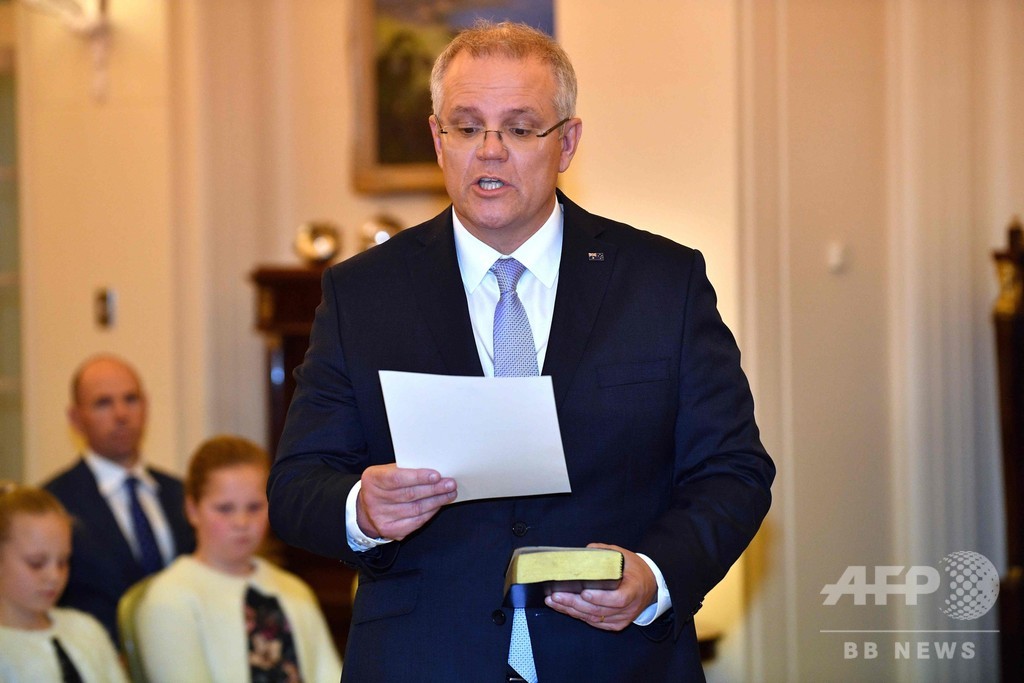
[490,258,527,294]
[125,475,146,497]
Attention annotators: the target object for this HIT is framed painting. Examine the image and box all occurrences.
[353,0,555,193]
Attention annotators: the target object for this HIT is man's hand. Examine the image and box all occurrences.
[356,464,457,541]
[544,543,658,631]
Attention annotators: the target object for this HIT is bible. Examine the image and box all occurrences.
[503,546,624,608]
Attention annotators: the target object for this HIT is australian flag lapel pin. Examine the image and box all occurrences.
[587,252,605,262]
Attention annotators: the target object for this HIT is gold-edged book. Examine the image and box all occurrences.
[503,546,624,608]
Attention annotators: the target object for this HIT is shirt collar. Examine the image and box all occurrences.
[83,451,159,497]
[453,200,563,293]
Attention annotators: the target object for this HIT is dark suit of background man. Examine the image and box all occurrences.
[43,354,194,643]
[269,21,775,682]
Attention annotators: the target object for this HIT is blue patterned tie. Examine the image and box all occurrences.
[491,257,539,683]
[491,258,539,378]
[125,476,164,575]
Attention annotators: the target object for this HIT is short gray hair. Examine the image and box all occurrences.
[430,20,577,121]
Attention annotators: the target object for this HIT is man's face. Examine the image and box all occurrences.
[429,53,581,253]
[68,359,147,467]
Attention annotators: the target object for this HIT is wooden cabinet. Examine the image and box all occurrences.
[993,220,1024,683]
[250,265,356,655]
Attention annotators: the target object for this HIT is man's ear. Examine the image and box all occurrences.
[67,405,82,434]
[558,118,583,173]
[428,115,445,169]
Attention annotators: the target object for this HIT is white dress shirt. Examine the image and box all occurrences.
[83,452,176,565]
[454,202,562,377]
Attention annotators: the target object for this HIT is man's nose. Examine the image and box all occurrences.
[476,130,508,159]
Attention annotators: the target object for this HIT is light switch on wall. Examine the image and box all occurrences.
[94,287,115,328]
[827,241,849,274]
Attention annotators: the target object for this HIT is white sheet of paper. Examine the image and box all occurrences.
[379,371,571,502]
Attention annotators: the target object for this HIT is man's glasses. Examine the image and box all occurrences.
[437,117,571,149]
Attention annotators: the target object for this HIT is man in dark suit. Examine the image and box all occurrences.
[268,21,774,682]
[43,354,194,643]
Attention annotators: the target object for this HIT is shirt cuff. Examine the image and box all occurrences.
[345,480,392,552]
[633,553,673,625]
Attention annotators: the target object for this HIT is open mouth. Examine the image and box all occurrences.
[478,178,505,190]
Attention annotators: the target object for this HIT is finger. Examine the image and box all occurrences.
[578,586,629,609]
[545,592,610,620]
[396,487,458,517]
[366,480,457,509]
[584,543,657,614]
[362,482,455,521]
[364,502,439,541]
[376,507,441,540]
[545,595,623,631]
[365,465,444,491]
[366,466,456,496]
[359,479,457,540]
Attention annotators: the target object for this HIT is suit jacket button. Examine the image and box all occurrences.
[512,521,528,537]
[492,610,506,625]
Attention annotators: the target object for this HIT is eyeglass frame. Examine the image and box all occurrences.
[436,117,572,147]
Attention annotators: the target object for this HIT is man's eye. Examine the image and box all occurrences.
[456,126,482,137]
[506,127,532,138]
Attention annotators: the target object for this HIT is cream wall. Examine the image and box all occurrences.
[559,0,740,326]
[17,2,183,479]
[0,3,12,46]
[740,1,1019,681]
[740,2,895,680]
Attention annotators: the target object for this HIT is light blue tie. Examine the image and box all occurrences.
[491,258,539,378]
[490,257,539,683]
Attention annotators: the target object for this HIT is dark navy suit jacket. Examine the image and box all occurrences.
[268,192,775,681]
[44,458,195,643]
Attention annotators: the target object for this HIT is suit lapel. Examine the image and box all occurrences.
[404,210,484,377]
[544,192,617,407]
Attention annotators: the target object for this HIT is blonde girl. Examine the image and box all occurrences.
[0,482,128,682]
[134,436,340,683]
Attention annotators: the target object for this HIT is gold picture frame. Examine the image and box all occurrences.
[353,0,445,193]
[352,0,554,194]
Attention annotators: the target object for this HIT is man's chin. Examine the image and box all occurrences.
[458,205,520,235]
[97,447,141,466]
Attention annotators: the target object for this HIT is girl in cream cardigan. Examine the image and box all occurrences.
[134,436,341,683]
[0,483,128,683]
